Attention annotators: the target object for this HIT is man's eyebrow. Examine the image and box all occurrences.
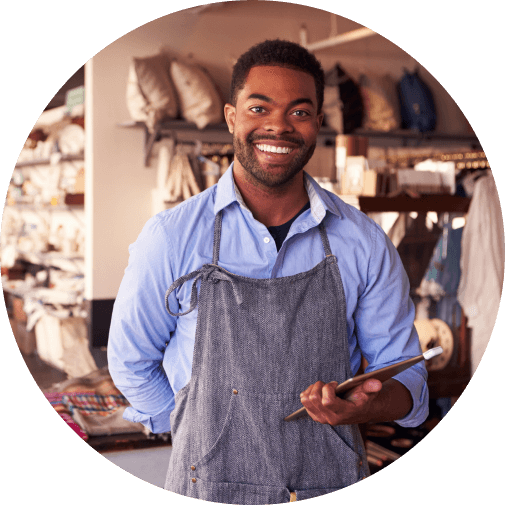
[246,95,315,108]
[246,93,272,102]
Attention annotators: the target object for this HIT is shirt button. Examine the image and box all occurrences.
[232,389,238,395]
[192,478,197,483]
[191,465,196,471]
[263,237,270,243]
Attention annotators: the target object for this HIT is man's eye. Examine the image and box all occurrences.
[292,110,309,117]
[249,106,266,113]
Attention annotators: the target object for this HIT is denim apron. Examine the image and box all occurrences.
[164,211,369,504]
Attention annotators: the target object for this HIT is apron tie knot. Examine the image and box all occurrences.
[165,264,242,317]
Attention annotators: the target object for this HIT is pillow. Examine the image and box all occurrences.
[126,53,179,131]
[170,59,224,129]
[359,73,400,132]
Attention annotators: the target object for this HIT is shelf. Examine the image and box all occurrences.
[358,194,471,213]
[15,154,84,168]
[5,203,84,211]
[118,120,233,166]
[352,128,481,146]
[119,120,483,167]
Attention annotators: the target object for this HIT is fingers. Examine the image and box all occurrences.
[300,379,383,425]
[345,379,382,406]
[300,381,342,425]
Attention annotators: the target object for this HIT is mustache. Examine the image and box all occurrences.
[245,132,305,147]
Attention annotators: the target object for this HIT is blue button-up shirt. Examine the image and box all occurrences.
[108,164,428,433]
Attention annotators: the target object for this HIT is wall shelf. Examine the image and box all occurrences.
[119,120,482,167]
[15,154,84,168]
[358,194,471,213]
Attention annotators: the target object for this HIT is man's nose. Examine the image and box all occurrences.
[263,112,295,134]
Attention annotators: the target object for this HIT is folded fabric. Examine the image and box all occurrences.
[44,391,88,440]
[61,393,145,436]
[62,393,130,417]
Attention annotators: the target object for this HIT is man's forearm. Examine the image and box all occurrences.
[352,378,413,424]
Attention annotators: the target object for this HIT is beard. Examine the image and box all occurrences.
[233,131,317,188]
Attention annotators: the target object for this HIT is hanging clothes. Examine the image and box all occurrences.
[457,172,504,375]
[417,215,464,327]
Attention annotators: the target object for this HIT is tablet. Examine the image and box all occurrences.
[283,347,442,421]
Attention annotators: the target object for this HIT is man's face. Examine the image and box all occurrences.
[224,65,323,188]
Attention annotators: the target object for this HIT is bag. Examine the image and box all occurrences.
[397,70,436,132]
[324,64,364,133]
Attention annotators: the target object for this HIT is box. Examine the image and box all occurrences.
[10,318,37,355]
[35,314,97,377]
[340,156,377,197]
[12,296,27,323]
[396,169,447,194]
[304,146,336,180]
[336,135,369,188]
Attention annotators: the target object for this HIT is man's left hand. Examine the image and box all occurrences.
[300,379,382,425]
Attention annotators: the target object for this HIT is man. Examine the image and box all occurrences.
[108,39,428,503]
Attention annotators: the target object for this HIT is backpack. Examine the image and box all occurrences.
[324,64,364,134]
[397,69,437,132]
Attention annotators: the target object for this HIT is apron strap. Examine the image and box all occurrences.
[165,263,243,317]
[165,268,203,317]
[213,211,223,265]
[318,219,333,257]
[213,210,334,262]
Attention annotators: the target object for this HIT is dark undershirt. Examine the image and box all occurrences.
[267,201,311,251]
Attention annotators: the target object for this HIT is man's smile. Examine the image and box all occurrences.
[255,144,294,154]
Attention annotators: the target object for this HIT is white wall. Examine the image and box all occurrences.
[86,2,472,300]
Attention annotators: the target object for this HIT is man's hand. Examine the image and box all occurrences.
[299,378,413,426]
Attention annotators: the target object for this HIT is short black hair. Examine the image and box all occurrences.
[230,39,325,113]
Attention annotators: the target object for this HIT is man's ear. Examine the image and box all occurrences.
[224,103,236,134]
[316,112,324,132]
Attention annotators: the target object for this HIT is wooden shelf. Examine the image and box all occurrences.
[15,153,84,168]
[359,194,471,213]
[353,128,481,147]
[120,120,482,167]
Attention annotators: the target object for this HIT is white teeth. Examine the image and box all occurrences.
[256,144,293,154]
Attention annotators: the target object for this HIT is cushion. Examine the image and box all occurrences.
[126,53,179,131]
[170,59,224,129]
[359,73,400,132]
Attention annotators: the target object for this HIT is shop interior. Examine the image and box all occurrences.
[1,2,502,491]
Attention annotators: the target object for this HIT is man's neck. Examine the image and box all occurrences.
[233,165,309,228]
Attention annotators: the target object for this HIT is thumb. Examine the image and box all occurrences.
[362,379,382,394]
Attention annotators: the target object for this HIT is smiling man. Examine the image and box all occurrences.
[108,40,428,504]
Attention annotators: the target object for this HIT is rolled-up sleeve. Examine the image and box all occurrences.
[108,216,177,433]
[355,222,429,428]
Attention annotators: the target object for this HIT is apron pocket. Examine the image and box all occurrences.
[169,382,191,438]
[184,390,365,494]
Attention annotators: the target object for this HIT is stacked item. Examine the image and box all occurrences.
[364,422,430,474]
[45,368,147,438]
[44,391,89,441]
[126,52,224,131]
[323,63,437,135]
[15,103,85,165]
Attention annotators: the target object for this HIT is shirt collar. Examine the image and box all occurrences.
[214,162,342,222]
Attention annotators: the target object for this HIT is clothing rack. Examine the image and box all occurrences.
[118,121,233,166]
[150,133,233,215]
